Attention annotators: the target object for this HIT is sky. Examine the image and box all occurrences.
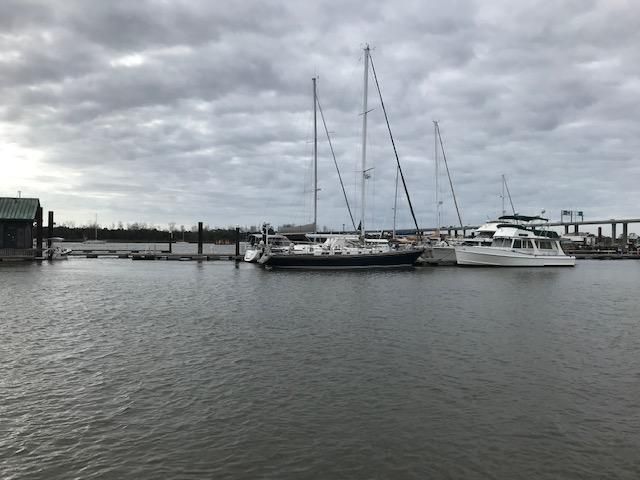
[1,0,639,232]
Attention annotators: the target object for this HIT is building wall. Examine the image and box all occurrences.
[0,221,33,249]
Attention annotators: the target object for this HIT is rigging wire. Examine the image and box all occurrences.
[368,52,421,238]
[316,94,358,231]
[435,121,463,229]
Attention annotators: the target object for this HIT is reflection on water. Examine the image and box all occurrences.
[1,259,639,479]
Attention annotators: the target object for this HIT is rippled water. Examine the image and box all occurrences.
[1,259,639,479]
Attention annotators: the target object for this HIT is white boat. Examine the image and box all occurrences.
[45,238,72,260]
[243,232,292,262]
[455,222,575,267]
[47,245,72,260]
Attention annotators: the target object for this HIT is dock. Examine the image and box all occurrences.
[131,253,242,261]
[66,249,242,261]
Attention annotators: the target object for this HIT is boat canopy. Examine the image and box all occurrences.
[498,214,548,222]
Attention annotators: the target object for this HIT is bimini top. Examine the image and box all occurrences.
[0,197,40,221]
[498,214,548,223]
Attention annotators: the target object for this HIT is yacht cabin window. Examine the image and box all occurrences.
[537,240,555,250]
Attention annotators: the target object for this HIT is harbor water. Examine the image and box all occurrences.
[1,259,639,479]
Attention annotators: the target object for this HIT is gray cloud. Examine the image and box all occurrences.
[1,0,639,232]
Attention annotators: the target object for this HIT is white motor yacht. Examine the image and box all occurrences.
[455,222,575,267]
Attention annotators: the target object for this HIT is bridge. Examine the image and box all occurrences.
[395,217,640,245]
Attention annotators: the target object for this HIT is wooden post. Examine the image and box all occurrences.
[169,231,173,253]
[47,211,54,260]
[198,222,203,254]
[235,227,240,257]
[36,206,43,256]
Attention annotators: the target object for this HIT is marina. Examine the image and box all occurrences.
[2,4,640,477]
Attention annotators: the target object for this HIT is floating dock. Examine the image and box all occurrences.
[66,249,241,261]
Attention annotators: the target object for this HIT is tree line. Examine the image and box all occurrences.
[50,224,243,244]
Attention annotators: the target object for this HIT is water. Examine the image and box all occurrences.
[1,259,639,479]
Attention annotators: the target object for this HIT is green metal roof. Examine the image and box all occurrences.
[0,197,40,221]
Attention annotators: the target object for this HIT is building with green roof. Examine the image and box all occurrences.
[0,197,41,258]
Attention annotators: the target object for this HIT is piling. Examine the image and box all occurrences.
[235,227,240,257]
[622,223,628,249]
[564,224,569,234]
[169,231,173,253]
[597,227,602,242]
[36,206,43,257]
[573,224,579,234]
[198,222,203,254]
[47,211,54,260]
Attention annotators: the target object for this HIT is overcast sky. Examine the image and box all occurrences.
[1,0,639,231]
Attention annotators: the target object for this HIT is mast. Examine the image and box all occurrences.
[434,121,440,234]
[435,121,463,229]
[502,174,516,215]
[501,175,506,216]
[313,77,318,234]
[360,45,370,239]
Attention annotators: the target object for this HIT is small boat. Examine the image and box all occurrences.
[243,232,292,263]
[46,245,72,260]
[455,221,575,267]
[45,237,72,260]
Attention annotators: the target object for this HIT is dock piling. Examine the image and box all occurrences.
[235,227,240,257]
[198,222,203,254]
[47,211,54,260]
[36,206,43,257]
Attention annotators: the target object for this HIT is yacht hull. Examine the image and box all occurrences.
[259,249,424,270]
[455,246,575,267]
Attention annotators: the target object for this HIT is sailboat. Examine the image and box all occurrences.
[420,121,463,265]
[259,47,423,269]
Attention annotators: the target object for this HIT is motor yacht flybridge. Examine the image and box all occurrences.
[455,216,576,267]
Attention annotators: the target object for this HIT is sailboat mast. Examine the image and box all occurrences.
[435,121,463,229]
[434,121,440,233]
[360,45,370,238]
[501,175,506,216]
[502,174,516,215]
[392,165,399,238]
[312,77,318,234]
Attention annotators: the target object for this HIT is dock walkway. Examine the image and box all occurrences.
[68,249,242,261]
